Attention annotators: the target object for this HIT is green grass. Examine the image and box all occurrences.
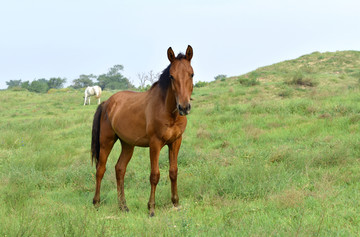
[1,51,360,236]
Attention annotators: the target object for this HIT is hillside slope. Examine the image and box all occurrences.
[197,50,360,103]
[0,51,359,236]
[240,50,360,83]
[256,50,360,75]
[186,50,360,234]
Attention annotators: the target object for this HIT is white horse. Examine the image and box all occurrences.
[84,86,102,105]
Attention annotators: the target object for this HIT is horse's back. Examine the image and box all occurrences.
[107,90,148,118]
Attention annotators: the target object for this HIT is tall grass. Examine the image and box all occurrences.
[1,51,360,235]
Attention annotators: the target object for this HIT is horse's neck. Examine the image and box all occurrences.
[149,85,178,116]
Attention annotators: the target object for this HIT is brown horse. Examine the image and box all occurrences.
[91,45,194,216]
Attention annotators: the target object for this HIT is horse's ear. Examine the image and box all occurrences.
[167,47,176,63]
[185,45,193,61]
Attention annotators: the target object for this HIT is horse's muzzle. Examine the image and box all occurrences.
[178,103,191,116]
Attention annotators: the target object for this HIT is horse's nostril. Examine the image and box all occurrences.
[178,103,191,115]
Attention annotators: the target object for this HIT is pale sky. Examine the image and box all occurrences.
[0,0,359,89]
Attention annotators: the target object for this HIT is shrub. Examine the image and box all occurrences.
[10,86,26,91]
[194,81,208,88]
[238,71,261,87]
[214,74,227,81]
[28,79,49,93]
[286,71,318,87]
[238,77,260,86]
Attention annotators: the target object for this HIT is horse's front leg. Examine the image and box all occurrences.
[84,96,87,105]
[168,137,182,207]
[148,139,162,217]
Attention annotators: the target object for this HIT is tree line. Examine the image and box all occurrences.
[5,64,134,93]
[6,78,67,93]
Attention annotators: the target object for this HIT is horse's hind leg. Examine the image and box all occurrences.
[115,141,134,211]
[93,130,117,207]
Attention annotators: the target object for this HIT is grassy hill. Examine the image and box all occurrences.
[1,51,360,236]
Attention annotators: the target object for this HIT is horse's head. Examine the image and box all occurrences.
[167,45,194,116]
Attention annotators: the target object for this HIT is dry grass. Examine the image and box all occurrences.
[196,127,211,140]
[269,146,291,163]
[243,124,264,140]
[269,188,306,209]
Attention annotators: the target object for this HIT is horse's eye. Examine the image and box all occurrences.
[170,75,174,80]
[191,73,194,78]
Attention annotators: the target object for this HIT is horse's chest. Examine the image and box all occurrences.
[160,123,185,144]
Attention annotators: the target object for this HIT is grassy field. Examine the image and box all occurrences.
[1,51,360,236]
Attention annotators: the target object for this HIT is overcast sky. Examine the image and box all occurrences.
[0,0,359,89]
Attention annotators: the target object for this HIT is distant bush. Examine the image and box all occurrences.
[286,71,318,87]
[6,78,66,93]
[6,80,22,89]
[47,88,58,94]
[97,65,134,90]
[238,77,260,86]
[214,74,227,81]
[194,81,208,88]
[238,71,261,87]
[28,79,49,93]
[137,84,151,92]
[9,86,27,91]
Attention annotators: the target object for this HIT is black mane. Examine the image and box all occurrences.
[150,53,186,97]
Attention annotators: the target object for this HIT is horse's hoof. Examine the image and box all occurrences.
[120,205,129,212]
[171,196,179,206]
[149,211,155,217]
[93,200,100,209]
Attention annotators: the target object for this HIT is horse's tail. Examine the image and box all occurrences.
[91,102,103,166]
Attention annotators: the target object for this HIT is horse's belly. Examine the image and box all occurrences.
[112,116,149,147]
[119,132,150,147]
